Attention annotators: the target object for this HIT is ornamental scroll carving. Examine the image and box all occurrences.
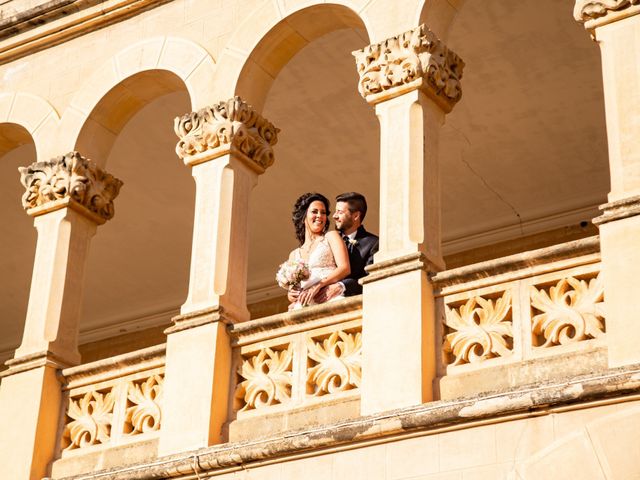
[353,24,464,108]
[574,0,640,22]
[124,375,163,435]
[174,96,279,168]
[307,330,361,396]
[443,291,513,366]
[530,274,606,347]
[62,389,115,450]
[19,151,122,220]
[235,346,293,411]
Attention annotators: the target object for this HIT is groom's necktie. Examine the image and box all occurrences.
[342,233,354,253]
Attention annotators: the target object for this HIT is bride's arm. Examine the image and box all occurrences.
[323,231,350,284]
[286,248,300,304]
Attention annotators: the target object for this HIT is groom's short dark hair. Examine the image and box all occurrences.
[336,192,368,221]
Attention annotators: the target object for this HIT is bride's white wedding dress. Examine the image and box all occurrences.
[292,236,344,307]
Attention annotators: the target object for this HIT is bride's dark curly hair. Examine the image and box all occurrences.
[292,192,330,246]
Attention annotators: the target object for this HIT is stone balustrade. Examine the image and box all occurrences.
[51,345,165,478]
[41,238,617,478]
[227,296,362,441]
[432,236,605,399]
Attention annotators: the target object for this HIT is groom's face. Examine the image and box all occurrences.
[334,201,356,233]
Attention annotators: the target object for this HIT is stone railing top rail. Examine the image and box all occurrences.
[229,296,362,347]
[432,236,600,294]
[62,343,166,390]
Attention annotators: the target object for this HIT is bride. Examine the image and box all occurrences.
[287,192,350,308]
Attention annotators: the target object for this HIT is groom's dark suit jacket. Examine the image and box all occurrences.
[342,225,379,296]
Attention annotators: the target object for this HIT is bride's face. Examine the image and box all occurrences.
[305,200,327,235]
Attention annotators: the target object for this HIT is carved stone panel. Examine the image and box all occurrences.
[19,151,122,221]
[443,291,514,366]
[306,329,362,396]
[353,24,464,109]
[531,274,606,348]
[124,374,164,435]
[62,389,115,450]
[235,345,294,411]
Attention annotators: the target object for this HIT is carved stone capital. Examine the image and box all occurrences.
[19,152,123,222]
[174,96,279,170]
[353,24,464,110]
[574,0,640,27]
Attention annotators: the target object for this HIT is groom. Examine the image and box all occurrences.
[316,192,379,301]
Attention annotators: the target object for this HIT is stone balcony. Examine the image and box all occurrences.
[42,235,634,480]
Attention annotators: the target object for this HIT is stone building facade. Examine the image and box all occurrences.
[1,0,640,478]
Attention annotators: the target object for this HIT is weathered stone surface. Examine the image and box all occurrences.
[593,195,640,225]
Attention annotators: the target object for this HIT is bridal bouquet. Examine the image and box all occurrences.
[276,259,311,290]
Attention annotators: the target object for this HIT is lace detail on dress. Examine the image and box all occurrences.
[296,237,336,281]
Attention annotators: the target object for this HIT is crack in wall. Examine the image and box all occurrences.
[448,121,525,236]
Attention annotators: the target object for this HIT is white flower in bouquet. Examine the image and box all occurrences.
[276,259,311,289]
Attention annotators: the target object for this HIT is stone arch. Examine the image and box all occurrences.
[0,92,59,160]
[211,2,373,111]
[417,0,468,40]
[0,97,44,362]
[59,36,215,164]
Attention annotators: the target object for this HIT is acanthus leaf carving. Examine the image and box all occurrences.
[353,24,464,109]
[235,346,293,411]
[63,389,115,450]
[444,290,513,366]
[307,330,362,396]
[574,0,640,22]
[174,96,279,168]
[19,151,123,220]
[124,374,163,435]
[530,274,606,347]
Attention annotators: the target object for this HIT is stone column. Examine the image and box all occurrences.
[575,1,640,368]
[353,25,464,414]
[159,97,278,454]
[0,152,122,480]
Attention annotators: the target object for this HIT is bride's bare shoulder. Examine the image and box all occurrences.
[325,230,341,241]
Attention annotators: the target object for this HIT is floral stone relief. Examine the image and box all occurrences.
[307,330,362,396]
[174,96,279,169]
[530,274,606,347]
[353,24,464,109]
[444,290,513,366]
[235,346,293,411]
[63,389,115,450]
[19,151,122,221]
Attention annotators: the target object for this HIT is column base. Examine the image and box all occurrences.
[0,361,63,480]
[361,254,437,415]
[158,308,232,455]
[595,197,640,368]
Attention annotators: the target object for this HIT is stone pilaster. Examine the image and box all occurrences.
[575,1,640,368]
[353,25,464,414]
[0,151,122,480]
[159,97,278,455]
